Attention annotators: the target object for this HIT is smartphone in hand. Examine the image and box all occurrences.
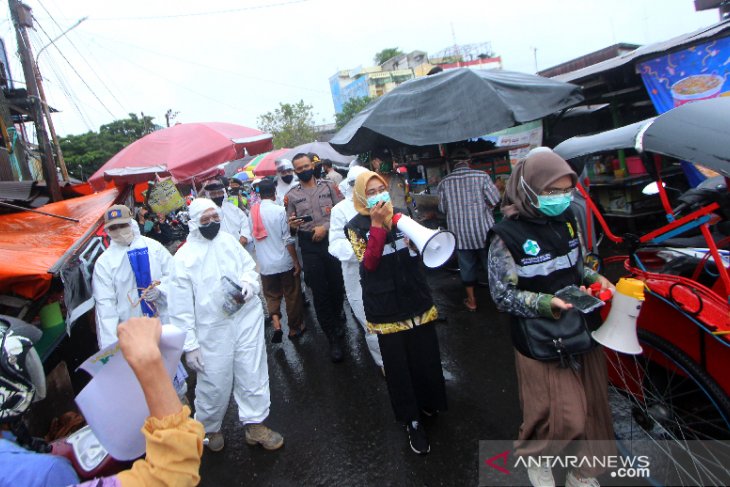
[555,285,605,313]
[294,215,313,223]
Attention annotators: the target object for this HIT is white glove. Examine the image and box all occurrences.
[141,286,161,302]
[239,281,255,303]
[185,349,205,373]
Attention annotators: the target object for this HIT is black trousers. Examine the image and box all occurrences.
[299,234,345,342]
[377,323,448,423]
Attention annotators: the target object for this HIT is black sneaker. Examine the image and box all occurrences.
[406,421,430,455]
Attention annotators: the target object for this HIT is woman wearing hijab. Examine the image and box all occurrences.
[488,148,615,487]
[345,171,447,455]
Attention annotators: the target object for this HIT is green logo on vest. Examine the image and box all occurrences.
[523,239,540,256]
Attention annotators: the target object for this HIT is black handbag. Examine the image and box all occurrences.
[511,308,595,369]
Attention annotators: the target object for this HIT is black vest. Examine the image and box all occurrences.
[491,211,582,295]
[346,213,433,324]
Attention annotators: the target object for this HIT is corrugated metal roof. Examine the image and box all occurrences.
[0,181,36,201]
[553,19,730,83]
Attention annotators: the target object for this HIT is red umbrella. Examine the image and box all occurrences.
[250,148,291,177]
[88,122,273,191]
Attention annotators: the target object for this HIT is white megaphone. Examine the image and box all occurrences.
[591,278,645,355]
[392,213,456,268]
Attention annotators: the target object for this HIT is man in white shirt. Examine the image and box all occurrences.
[250,179,304,342]
[202,179,252,248]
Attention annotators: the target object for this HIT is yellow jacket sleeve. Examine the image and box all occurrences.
[118,406,204,487]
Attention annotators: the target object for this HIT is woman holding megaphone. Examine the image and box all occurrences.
[488,148,616,487]
[345,170,447,456]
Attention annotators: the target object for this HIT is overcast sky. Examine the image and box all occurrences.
[0,0,720,137]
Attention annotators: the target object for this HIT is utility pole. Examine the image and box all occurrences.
[9,0,62,201]
[35,17,87,183]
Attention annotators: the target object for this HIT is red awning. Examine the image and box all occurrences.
[0,189,119,299]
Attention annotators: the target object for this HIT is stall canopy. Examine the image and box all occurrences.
[88,123,273,190]
[283,142,355,168]
[248,148,291,177]
[330,68,583,154]
[553,98,730,178]
[0,189,118,300]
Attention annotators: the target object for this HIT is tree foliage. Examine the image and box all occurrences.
[257,100,317,149]
[374,47,404,65]
[59,113,159,180]
[335,96,374,129]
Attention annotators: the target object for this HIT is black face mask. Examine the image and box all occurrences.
[211,196,225,207]
[313,165,323,179]
[229,187,240,195]
[296,169,314,182]
[199,221,220,240]
[281,175,294,184]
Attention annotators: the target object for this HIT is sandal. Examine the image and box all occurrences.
[463,299,477,312]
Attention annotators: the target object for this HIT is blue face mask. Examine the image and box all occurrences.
[366,191,391,208]
[536,193,573,216]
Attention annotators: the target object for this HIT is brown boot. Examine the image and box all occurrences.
[244,423,284,450]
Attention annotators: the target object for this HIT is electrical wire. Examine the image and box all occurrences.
[90,0,310,21]
[36,0,129,113]
[78,30,329,96]
[29,31,95,131]
[32,15,118,119]
[91,39,246,113]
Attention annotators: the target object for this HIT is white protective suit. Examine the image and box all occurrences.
[169,198,270,432]
[92,224,173,349]
[275,178,297,206]
[328,166,383,367]
[219,197,253,243]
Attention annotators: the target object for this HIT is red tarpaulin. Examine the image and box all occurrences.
[0,189,119,299]
[88,123,273,191]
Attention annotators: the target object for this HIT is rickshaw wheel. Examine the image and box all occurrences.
[606,329,730,486]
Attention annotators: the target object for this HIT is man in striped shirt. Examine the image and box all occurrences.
[437,149,500,312]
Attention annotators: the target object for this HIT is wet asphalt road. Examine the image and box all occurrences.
[194,268,522,486]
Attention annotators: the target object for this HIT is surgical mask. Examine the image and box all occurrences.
[211,196,224,207]
[296,169,314,182]
[379,161,392,173]
[143,220,154,233]
[536,193,573,217]
[366,191,391,208]
[281,175,294,184]
[199,221,220,240]
[108,225,135,246]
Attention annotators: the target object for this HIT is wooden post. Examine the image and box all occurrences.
[9,0,62,201]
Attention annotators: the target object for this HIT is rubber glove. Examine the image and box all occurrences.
[239,281,255,303]
[185,348,205,372]
[141,286,161,302]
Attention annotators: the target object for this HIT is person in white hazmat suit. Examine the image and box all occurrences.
[328,166,383,369]
[168,198,284,452]
[92,204,188,397]
[202,179,253,250]
[274,159,297,206]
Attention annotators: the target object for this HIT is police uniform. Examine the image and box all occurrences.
[285,179,346,348]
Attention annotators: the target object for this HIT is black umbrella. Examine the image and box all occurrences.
[329,68,584,155]
[553,98,730,178]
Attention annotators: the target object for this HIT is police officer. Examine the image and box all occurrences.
[285,153,347,362]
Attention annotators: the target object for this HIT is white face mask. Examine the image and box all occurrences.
[108,224,135,246]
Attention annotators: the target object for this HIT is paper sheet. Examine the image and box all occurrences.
[75,325,185,461]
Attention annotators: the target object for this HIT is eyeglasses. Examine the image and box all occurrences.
[199,215,221,226]
[542,187,575,196]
